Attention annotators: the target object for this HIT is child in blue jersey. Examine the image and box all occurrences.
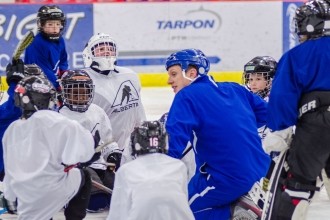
[24,5,68,91]
[263,0,330,219]
[165,48,270,220]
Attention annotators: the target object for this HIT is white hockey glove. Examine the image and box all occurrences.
[101,142,120,160]
[100,142,122,171]
[258,125,269,140]
[262,126,293,154]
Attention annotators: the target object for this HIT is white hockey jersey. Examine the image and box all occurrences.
[84,66,146,153]
[59,104,116,170]
[2,110,95,220]
[106,153,195,220]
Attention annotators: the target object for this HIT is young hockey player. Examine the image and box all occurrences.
[243,56,277,102]
[263,0,330,219]
[0,61,45,181]
[165,48,270,220]
[24,5,68,90]
[59,69,122,213]
[107,120,195,220]
[2,75,95,219]
[82,33,146,165]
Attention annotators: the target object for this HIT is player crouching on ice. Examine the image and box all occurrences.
[263,0,330,219]
[164,49,270,220]
[59,69,122,213]
[2,75,95,220]
[107,120,195,220]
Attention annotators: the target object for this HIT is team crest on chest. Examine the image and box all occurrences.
[112,80,140,112]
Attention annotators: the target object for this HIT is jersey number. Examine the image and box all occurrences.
[149,137,158,147]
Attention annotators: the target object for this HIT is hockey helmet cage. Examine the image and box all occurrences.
[131,120,168,156]
[243,56,277,84]
[37,5,66,41]
[165,48,210,75]
[243,56,277,98]
[294,0,330,41]
[60,69,94,112]
[82,33,118,71]
[14,76,56,117]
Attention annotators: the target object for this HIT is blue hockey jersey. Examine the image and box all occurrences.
[24,33,68,90]
[166,75,270,194]
[0,82,21,173]
[267,37,330,131]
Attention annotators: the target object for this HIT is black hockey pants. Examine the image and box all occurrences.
[64,168,92,220]
[288,91,330,182]
[271,91,330,220]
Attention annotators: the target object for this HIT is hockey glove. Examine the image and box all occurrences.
[6,59,25,85]
[3,197,17,214]
[262,126,293,154]
[107,149,122,171]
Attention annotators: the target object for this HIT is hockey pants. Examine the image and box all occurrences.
[272,91,330,219]
[188,171,251,220]
[64,168,92,220]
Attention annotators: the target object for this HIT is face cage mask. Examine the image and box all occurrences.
[244,72,272,98]
[90,41,117,71]
[62,82,95,112]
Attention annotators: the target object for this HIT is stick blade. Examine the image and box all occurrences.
[12,31,34,61]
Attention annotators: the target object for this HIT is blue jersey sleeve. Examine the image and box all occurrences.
[166,92,198,159]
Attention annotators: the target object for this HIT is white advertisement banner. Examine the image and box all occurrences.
[94,2,282,73]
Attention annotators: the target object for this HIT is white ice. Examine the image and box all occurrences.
[0,87,329,219]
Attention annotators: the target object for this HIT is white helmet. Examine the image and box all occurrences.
[82,33,118,71]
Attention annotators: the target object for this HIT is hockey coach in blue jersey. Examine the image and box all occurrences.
[165,48,270,220]
[264,0,330,219]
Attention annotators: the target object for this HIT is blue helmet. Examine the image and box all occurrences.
[165,49,210,75]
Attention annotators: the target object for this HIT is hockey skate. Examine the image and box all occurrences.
[231,193,263,220]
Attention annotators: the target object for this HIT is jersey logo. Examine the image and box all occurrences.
[112,80,140,113]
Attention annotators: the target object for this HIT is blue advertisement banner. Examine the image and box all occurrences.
[0,4,93,75]
[282,2,303,54]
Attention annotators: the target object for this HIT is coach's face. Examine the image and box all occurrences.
[167,65,197,94]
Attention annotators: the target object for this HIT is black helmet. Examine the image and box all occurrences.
[14,76,56,119]
[294,0,330,42]
[243,56,277,98]
[60,69,94,113]
[37,5,66,41]
[131,120,168,156]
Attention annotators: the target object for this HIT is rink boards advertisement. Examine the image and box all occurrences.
[0,1,304,86]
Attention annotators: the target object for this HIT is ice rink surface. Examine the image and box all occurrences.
[0,87,329,219]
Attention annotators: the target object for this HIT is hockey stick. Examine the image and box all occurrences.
[321,169,330,200]
[94,139,115,153]
[12,31,34,61]
[91,179,113,194]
